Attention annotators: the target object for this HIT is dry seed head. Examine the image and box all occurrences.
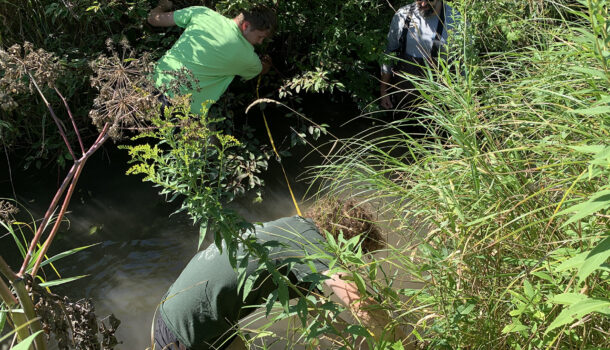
[89,39,157,140]
[0,42,63,111]
[0,200,19,223]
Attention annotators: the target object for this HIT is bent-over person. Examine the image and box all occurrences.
[153,199,407,350]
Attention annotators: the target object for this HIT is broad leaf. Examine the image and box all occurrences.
[546,298,610,334]
[550,293,588,305]
[558,190,610,226]
[578,235,610,283]
[11,330,44,350]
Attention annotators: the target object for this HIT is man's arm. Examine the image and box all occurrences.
[148,0,176,27]
[380,73,393,109]
[380,11,404,109]
[260,55,272,75]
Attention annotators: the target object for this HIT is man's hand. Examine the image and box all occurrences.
[148,0,175,27]
[260,55,272,75]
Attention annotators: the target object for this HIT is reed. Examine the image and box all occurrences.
[308,0,610,347]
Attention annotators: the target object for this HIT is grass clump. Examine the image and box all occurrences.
[311,0,610,348]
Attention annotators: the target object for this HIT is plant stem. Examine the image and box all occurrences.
[18,164,77,277]
[0,275,30,342]
[55,87,85,155]
[13,277,47,350]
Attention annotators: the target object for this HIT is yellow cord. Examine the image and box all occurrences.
[256,75,302,216]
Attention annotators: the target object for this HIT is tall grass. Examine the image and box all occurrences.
[310,0,609,347]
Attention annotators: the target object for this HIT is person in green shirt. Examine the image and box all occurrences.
[147,0,276,115]
[152,198,406,350]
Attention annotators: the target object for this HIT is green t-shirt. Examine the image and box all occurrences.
[153,6,262,114]
[159,216,331,350]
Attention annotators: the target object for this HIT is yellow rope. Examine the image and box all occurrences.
[256,75,302,216]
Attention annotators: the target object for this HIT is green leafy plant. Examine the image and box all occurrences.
[309,0,610,348]
[122,98,269,248]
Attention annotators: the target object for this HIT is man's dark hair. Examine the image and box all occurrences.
[242,6,277,33]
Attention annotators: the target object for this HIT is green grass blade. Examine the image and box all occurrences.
[38,275,89,288]
[28,243,99,272]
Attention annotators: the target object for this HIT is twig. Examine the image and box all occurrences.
[26,73,76,160]
[30,124,111,277]
[19,164,77,276]
[55,87,85,155]
[2,140,17,200]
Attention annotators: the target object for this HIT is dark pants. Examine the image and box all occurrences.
[153,313,237,350]
[154,313,187,350]
[389,57,428,111]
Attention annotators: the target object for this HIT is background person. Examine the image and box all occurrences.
[152,198,408,350]
[147,0,276,115]
[380,0,458,110]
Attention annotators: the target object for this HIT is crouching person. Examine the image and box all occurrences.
[153,198,399,350]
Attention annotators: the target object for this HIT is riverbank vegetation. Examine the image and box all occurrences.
[311,0,610,348]
[1,0,609,349]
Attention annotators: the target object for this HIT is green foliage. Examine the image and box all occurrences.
[310,0,610,348]
[235,229,408,349]
[122,100,269,248]
[212,0,391,106]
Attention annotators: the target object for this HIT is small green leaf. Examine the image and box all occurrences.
[353,273,367,294]
[531,271,553,282]
[558,190,610,225]
[502,322,529,334]
[571,106,610,116]
[551,293,588,305]
[555,251,588,272]
[278,282,289,312]
[11,330,44,350]
[345,324,371,337]
[523,280,534,299]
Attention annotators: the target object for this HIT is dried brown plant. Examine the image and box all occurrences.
[0,200,19,224]
[0,42,63,111]
[89,38,157,140]
[29,276,120,350]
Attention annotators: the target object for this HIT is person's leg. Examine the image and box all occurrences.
[153,313,187,350]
